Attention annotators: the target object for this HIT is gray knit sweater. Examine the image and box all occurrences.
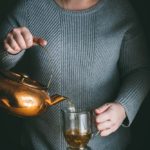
[0,0,150,149]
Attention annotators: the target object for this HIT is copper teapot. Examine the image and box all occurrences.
[0,69,66,117]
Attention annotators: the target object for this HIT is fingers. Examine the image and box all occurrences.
[4,34,20,51]
[95,103,111,114]
[95,107,113,136]
[96,111,110,123]
[4,27,47,54]
[94,102,126,137]
[19,28,33,48]
[96,117,118,137]
[100,125,118,137]
[33,37,47,47]
[4,27,32,54]
[97,120,114,131]
[4,41,19,55]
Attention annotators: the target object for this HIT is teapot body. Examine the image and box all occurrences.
[0,70,66,117]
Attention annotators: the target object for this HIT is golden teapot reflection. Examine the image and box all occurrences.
[0,69,66,117]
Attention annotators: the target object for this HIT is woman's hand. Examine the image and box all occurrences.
[95,102,126,136]
[4,27,47,54]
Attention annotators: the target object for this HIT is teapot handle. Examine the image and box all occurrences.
[0,98,11,108]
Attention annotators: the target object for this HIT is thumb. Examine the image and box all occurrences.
[33,37,47,47]
[95,103,111,114]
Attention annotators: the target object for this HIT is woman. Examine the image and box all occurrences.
[0,0,150,149]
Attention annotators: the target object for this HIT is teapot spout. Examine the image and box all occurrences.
[46,94,67,106]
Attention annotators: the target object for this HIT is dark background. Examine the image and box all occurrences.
[0,0,150,149]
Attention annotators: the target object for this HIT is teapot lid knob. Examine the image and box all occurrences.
[21,74,29,78]
[20,73,29,83]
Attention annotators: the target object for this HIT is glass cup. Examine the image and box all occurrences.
[62,108,92,150]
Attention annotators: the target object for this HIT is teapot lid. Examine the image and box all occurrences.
[0,69,47,90]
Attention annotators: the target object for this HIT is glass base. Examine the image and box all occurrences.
[67,146,91,150]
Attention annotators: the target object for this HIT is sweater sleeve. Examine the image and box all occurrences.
[0,0,29,70]
[115,22,150,126]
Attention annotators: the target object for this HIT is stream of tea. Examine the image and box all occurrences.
[66,99,76,112]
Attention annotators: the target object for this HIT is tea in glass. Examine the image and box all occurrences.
[62,109,92,150]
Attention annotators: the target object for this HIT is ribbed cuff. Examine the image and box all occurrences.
[115,71,150,126]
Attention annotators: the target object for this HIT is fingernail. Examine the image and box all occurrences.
[95,109,100,114]
[43,40,47,46]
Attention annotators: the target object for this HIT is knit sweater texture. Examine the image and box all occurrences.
[0,0,150,149]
